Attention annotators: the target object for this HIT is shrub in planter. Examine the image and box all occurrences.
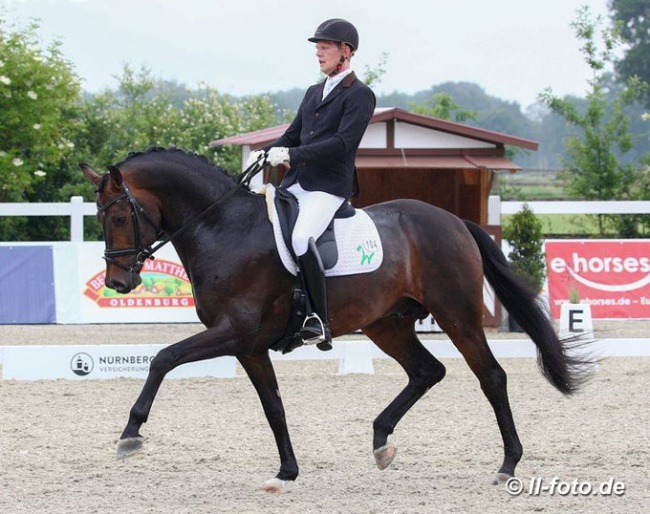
[503,203,546,292]
[502,203,546,331]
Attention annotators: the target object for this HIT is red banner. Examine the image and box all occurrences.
[545,240,650,319]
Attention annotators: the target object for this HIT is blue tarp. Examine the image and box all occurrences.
[0,246,56,324]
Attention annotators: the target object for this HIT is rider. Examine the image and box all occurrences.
[248,18,376,350]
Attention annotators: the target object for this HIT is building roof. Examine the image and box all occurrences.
[210,107,538,151]
[211,107,538,173]
[212,124,290,147]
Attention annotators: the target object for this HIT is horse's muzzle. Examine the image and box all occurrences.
[106,272,142,294]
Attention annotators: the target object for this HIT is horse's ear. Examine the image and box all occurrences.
[107,165,124,187]
[79,163,102,186]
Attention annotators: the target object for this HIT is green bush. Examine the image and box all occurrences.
[502,203,546,292]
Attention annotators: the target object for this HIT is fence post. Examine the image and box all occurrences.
[488,195,501,225]
[70,196,85,242]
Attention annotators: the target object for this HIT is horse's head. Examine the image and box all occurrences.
[80,163,163,293]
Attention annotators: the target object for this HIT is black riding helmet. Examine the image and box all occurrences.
[308,18,359,51]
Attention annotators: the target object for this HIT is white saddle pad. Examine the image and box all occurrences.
[258,184,383,277]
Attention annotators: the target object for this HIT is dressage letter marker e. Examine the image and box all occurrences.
[559,303,594,338]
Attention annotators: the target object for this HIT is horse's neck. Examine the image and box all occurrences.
[166,187,267,266]
[131,163,268,273]
[146,169,237,233]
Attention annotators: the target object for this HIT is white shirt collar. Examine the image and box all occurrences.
[323,69,353,99]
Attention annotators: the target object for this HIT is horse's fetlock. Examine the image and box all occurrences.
[373,418,394,437]
[277,465,299,482]
[129,407,148,425]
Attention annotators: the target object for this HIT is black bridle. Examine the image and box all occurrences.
[97,180,163,274]
[96,158,266,275]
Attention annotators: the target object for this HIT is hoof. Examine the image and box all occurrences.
[262,477,286,494]
[491,472,513,485]
[116,436,144,460]
[373,441,397,470]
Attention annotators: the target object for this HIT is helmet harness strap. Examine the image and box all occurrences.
[334,43,349,74]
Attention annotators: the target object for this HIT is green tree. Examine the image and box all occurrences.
[409,91,477,122]
[539,6,648,236]
[0,15,81,203]
[503,203,546,292]
[0,14,85,240]
[610,0,650,107]
[361,51,389,88]
[74,65,280,175]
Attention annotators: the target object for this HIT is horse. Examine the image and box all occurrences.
[80,147,593,493]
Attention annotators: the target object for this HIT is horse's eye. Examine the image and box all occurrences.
[112,216,128,226]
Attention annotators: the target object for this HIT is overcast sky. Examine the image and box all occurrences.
[2,0,612,109]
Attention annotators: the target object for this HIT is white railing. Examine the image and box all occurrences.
[487,196,650,224]
[1,196,649,242]
[0,196,96,242]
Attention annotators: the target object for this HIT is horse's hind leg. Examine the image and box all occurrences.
[362,316,446,470]
[443,320,523,484]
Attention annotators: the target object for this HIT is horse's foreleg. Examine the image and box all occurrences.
[237,353,298,493]
[117,329,243,458]
[363,318,447,470]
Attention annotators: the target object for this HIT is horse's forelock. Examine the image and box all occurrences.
[96,172,111,193]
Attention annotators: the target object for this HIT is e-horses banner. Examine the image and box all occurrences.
[545,240,650,319]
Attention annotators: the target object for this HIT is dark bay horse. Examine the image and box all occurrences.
[80,147,593,493]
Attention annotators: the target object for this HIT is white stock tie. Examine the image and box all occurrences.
[322,80,335,100]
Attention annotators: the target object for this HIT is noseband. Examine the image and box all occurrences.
[97,181,164,275]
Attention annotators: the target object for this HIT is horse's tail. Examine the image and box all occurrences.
[463,220,594,395]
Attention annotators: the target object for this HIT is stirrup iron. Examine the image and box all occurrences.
[300,313,327,344]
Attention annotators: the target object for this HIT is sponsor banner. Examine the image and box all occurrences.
[546,240,650,319]
[1,344,236,380]
[78,242,200,323]
[0,246,56,324]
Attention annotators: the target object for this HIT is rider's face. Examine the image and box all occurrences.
[315,41,348,76]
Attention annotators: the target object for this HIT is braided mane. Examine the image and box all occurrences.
[114,146,237,184]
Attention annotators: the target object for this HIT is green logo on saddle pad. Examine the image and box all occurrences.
[357,239,379,265]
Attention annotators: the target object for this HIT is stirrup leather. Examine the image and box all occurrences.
[300,313,328,344]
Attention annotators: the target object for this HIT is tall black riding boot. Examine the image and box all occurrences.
[297,238,333,351]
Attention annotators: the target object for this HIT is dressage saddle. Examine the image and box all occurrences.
[273,186,355,269]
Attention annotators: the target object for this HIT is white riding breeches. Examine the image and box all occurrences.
[287,182,345,257]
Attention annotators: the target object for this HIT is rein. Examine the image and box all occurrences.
[97,159,265,274]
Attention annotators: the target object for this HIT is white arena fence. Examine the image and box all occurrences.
[1,196,649,379]
[3,195,650,242]
[3,196,650,243]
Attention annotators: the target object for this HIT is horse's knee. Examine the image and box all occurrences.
[149,347,176,375]
[412,357,446,391]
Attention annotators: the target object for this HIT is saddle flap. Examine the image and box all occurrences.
[274,187,341,269]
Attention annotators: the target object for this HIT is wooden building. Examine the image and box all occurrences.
[211,107,538,226]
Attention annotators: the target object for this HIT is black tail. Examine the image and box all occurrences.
[464,220,594,395]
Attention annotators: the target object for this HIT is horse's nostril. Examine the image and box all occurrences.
[106,278,128,293]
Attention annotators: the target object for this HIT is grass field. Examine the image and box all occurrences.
[495,170,646,237]
[502,213,603,237]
